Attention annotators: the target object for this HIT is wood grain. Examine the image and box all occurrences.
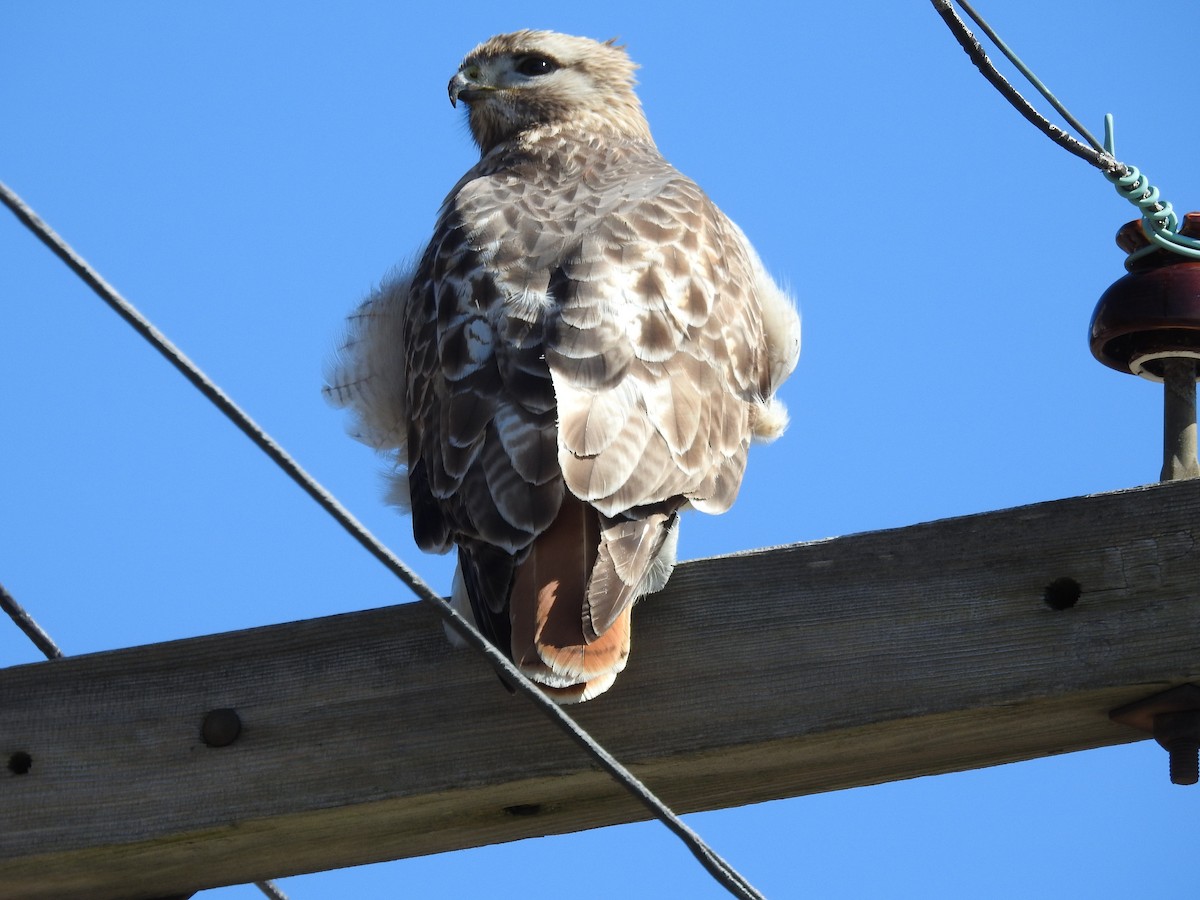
[2,480,1199,899]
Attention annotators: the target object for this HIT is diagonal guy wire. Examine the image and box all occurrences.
[0,581,64,660]
[255,880,290,900]
[0,179,765,900]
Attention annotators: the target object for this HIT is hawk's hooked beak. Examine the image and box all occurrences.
[448,69,491,108]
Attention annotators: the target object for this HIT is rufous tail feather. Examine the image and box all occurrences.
[509,492,631,702]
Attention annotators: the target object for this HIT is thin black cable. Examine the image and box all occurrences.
[0,581,64,659]
[930,0,1124,175]
[0,179,766,900]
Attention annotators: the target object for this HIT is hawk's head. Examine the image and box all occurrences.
[449,30,652,154]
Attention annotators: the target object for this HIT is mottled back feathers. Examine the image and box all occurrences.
[326,30,800,703]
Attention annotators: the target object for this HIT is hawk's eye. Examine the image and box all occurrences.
[515,55,559,77]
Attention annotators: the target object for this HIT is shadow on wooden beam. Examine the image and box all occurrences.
[2,480,1199,899]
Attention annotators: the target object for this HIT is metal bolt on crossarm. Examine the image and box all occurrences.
[1090,213,1200,481]
[1155,710,1200,786]
[1111,685,1200,786]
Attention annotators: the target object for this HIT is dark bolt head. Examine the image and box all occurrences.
[201,708,242,748]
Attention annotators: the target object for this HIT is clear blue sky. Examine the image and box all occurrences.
[3,2,1197,897]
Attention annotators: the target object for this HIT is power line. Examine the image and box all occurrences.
[0,581,63,660]
[256,880,290,900]
[931,0,1200,264]
[929,0,1119,172]
[0,179,766,900]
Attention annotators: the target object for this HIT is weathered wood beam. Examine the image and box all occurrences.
[2,480,1199,899]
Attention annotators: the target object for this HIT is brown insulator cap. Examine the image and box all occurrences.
[1089,212,1200,382]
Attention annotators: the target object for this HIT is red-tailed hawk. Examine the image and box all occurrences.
[326,31,800,702]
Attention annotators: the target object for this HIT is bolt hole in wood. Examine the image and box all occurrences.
[1043,577,1082,610]
[7,751,32,775]
[503,804,542,817]
[201,708,242,748]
